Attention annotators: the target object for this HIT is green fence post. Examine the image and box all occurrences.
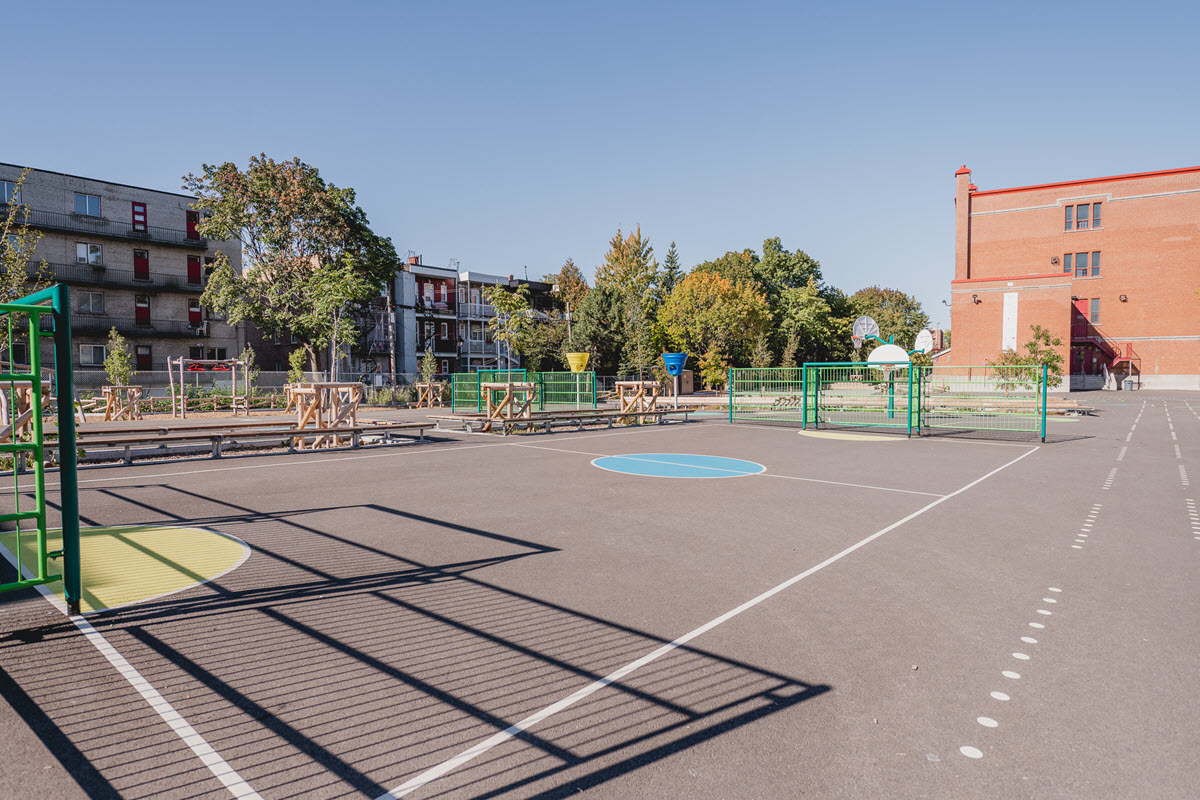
[728,368,733,423]
[53,285,81,615]
[591,371,596,409]
[801,365,808,429]
[887,373,895,419]
[906,367,913,438]
[1041,363,1048,442]
[814,367,820,430]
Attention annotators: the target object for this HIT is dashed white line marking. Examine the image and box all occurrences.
[991,691,1011,701]
[1037,609,1053,615]
[1071,545,1083,549]
[1042,598,1058,603]
[1074,539,1086,543]
[1013,653,1031,661]
[977,717,999,728]
[1117,446,1127,461]
[1049,587,1062,592]
[1029,622,1045,629]
[1002,671,1021,679]
[960,746,984,759]
[1021,637,1038,644]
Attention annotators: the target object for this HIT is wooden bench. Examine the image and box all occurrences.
[430,408,694,436]
[48,421,433,465]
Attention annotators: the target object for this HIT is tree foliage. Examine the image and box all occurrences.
[987,324,1065,389]
[186,154,397,371]
[0,170,50,362]
[104,328,133,386]
[572,284,626,374]
[544,258,589,311]
[848,286,930,351]
[287,348,307,383]
[659,241,684,298]
[484,284,535,358]
[658,271,771,364]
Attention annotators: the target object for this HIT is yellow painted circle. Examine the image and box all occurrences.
[799,430,900,442]
[1,525,248,613]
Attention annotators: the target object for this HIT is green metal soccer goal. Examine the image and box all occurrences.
[0,284,82,614]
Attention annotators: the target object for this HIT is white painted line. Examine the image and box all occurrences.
[1002,671,1021,679]
[1037,609,1053,615]
[1117,446,1127,461]
[1042,598,1058,603]
[1071,545,1083,549]
[372,446,1041,799]
[1013,653,1030,661]
[1126,432,1133,442]
[1029,622,1045,629]
[0,545,263,800]
[1021,637,1037,644]
[759,472,944,497]
[977,716,999,728]
[1049,587,1062,592]
[990,691,1010,701]
[72,617,264,799]
[960,746,984,759]
[508,443,607,457]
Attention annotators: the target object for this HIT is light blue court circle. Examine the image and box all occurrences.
[591,453,766,479]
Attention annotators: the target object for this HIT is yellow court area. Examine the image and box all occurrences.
[798,430,901,442]
[0,525,249,613]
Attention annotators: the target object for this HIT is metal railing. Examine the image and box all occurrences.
[9,206,209,249]
[460,302,495,319]
[66,314,206,338]
[24,261,205,293]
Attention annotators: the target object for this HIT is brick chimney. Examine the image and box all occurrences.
[408,255,419,265]
[954,166,972,281]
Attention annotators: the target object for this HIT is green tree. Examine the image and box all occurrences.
[572,283,626,374]
[239,345,260,393]
[757,237,822,297]
[750,333,773,368]
[594,226,656,297]
[544,257,589,312]
[186,154,398,372]
[420,349,438,382]
[0,170,50,363]
[287,348,307,383]
[776,279,851,364]
[658,270,771,365]
[987,324,1065,389]
[484,284,534,360]
[849,286,930,351]
[698,345,728,391]
[691,249,762,293]
[104,328,133,386]
[659,241,684,299]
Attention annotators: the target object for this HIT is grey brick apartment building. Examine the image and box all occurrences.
[0,163,241,380]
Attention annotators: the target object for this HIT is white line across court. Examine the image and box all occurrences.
[374,445,1040,799]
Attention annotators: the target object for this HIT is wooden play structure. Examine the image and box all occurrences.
[615,380,664,420]
[101,385,144,421]
[289,382,364,448]
[415,381,446,408]
[168,357,251,418]
[480,381,536,433]
[0,382,50,445]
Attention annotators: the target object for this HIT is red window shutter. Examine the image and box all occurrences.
[187,255,201,284]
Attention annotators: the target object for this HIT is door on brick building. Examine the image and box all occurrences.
[134,249,149,281]
[132,202,147,233]
[135,295,150,326]
[187,255,202,285]
[135,345,152,371]
[186,211,200,239]
[188,299,203,326]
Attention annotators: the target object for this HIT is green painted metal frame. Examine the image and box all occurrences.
[0,284,81,614]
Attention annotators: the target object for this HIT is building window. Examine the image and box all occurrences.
[78,291,104,314]
[423,284,434,304]
[79,344,106,366]
[76,242,103,265]
[1075,252,1088,277]
[131,201,147,232]
[1091,251,1100,277]
[135,295,150,325]
[272,333,281,345]
[189,346,204,359]
[74,193,101,217]
[135,345,152,371]
[290,333,298,345]
[10,341,29,366]
[1065,202,1101,231]
[0,181,19,205]
[440,322,449,339]
[1090,298,1100,324]
[1091,203,1101,228]
[1066,251,1101,277]
[440,359,449,374]
[1064,205,1073,232]
[216,348,227,360]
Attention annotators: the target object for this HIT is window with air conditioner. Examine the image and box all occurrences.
[76,242,103,265]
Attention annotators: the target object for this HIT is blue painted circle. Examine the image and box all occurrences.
[592,453,766,479]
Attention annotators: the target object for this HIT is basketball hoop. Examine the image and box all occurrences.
[851,335,864,350]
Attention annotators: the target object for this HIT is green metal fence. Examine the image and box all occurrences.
[920,364,1047,439]
[729,362,1047,441]
[450,370,597,413]
[0,285,82,614]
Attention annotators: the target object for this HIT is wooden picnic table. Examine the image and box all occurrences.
[480,382,536,432]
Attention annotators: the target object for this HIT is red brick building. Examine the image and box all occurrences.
[950,164,1200,389]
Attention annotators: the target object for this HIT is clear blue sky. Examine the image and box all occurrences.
[6,1,1196,330]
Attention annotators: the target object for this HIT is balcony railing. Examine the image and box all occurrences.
[64,314,212,338]
[7,206,209,249]
[462,340,506,354]
[460,302,495,319]
[414,299,456,316]
[23,261,206,293]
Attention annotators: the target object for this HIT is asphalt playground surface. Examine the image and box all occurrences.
[1,393,1198,799]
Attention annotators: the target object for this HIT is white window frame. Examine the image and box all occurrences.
[74,192,101,217]
[76,242,102,265]
[79,344,106,366]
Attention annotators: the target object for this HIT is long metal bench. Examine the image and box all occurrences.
[429,408,694,436]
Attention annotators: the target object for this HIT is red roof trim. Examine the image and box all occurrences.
[951,272,1066,284]
[955,165,971,176]
[971,165,1200,197]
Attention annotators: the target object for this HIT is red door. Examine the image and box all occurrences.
[134,249,149,280]
[135,296,150,325]
[186,210,200,239]
[136,346,151,370]
[132,202,147,232]
[187,255,201,285]
[188,300,202,325]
